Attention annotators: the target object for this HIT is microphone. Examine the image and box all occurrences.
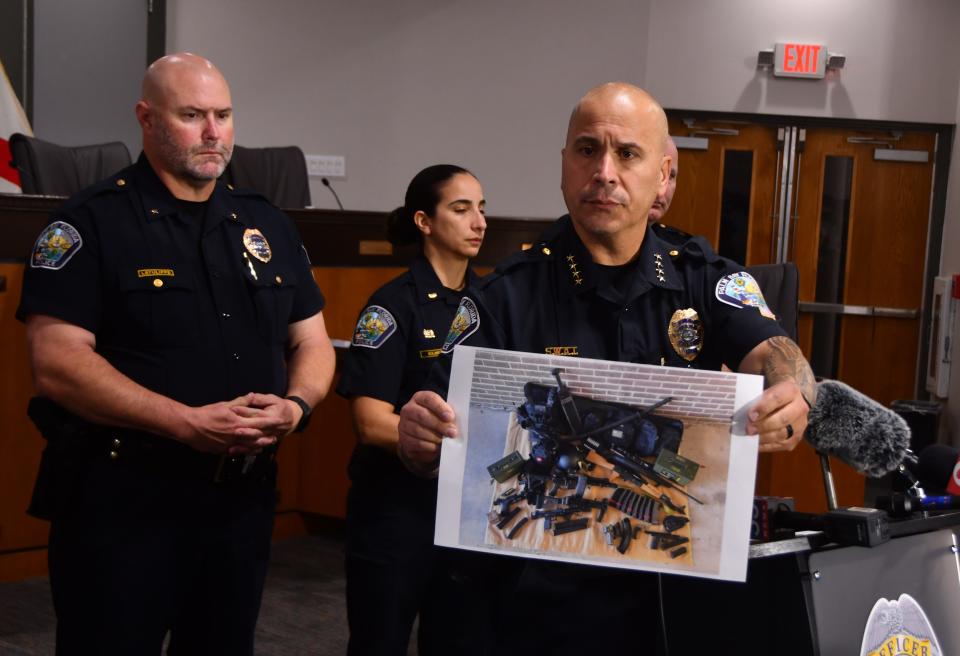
[876,493,960,516]
[916,444,960,495]
[321,177,344,210]
[804,380,911,478]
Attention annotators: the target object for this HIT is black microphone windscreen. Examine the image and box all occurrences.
[805,380,910,478]
[916,444,959,493]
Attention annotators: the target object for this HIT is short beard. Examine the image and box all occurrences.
[154,122,232,184]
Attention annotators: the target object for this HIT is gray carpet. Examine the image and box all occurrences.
[0,534,415,655]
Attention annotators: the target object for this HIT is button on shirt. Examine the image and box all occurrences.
[17,154,325,407]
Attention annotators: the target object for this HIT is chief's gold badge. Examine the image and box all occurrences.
[668,308,703,362]
[243,228,272,263]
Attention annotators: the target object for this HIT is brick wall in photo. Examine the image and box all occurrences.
[468,347,738,422]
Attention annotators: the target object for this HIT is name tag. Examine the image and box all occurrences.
[137,268,175,278]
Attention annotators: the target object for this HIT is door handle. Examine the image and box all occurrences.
[799,301,917,319]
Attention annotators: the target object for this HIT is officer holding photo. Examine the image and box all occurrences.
[397,82,816,654]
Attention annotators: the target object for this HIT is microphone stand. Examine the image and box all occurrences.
[819,453,839,511]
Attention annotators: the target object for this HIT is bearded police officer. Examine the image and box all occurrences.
[397,82,816,654]
[18,53,335,654]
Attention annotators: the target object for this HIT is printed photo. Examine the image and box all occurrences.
[436,346,763,581]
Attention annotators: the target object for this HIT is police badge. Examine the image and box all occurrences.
[441,297,480,354]
[859,593,942,656]
[242,228,272,263]
[668,308,703,362]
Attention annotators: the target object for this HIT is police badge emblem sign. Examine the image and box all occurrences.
[715,272,777,320]
[668,308,703,361]
[352,305,397,349]
[243,228,272,263]
[441,297,480,354]
[31,220,82,270]
[859,593,942,656]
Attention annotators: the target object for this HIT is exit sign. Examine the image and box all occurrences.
[774,42,827,78]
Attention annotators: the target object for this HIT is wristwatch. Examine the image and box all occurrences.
[286,395,312,432]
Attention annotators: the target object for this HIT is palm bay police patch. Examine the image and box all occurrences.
[715,272,777,320]
[352,305,397,349]
[859,593,942,656]
[441,297,480,354]
[243,228,272,263]
[31,221,82,270]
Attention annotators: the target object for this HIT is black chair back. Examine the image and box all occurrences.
[221,145,311,208]
[9,133,132,196]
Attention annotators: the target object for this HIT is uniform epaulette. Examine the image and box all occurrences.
[650,222,694,245]
[223,183,271,204]
[651,223,721,263]
[59,174,129,211]
[479,242,553,290]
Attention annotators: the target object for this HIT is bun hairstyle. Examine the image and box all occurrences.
[387,164,473,247]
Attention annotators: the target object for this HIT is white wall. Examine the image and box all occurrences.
[167,0,650,217]
[645,0,960,123]
[166,1,960,210]
[33,0,145,154]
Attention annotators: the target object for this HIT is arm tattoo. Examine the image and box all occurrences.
[762,336,817,407]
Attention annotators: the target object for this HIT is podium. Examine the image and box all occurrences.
[660,514,960,654]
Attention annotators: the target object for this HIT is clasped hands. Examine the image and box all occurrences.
[180,393,302,455]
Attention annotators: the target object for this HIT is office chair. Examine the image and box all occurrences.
[221,145,311,208]
[9,133,132,196]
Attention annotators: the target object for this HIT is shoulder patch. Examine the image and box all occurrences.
[31,221,83,270]
[441,297,480,353]
[715,272,776,320]
[352,305,397,349]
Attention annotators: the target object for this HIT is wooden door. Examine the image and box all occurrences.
[665,118,779,265]
[763,128,936,510]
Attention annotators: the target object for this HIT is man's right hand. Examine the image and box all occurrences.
[397,391,458,472]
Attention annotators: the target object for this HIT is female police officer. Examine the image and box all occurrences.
[337,165,489,655]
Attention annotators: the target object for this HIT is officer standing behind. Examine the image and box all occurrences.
[648,135,678,224]
[17,53,334,654]
[337,165,491,655]
[396,83,816,654]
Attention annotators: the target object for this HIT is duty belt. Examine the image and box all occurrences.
[90,429,277,484]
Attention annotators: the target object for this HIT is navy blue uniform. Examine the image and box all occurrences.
[17,154,324,655]
[441,215,785,654]
[337,256,492,656]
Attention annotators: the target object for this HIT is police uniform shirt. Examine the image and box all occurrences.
[435,215,789,649]
[444,214,785,369]
[337,255,477,481]
[17,154,325,407]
